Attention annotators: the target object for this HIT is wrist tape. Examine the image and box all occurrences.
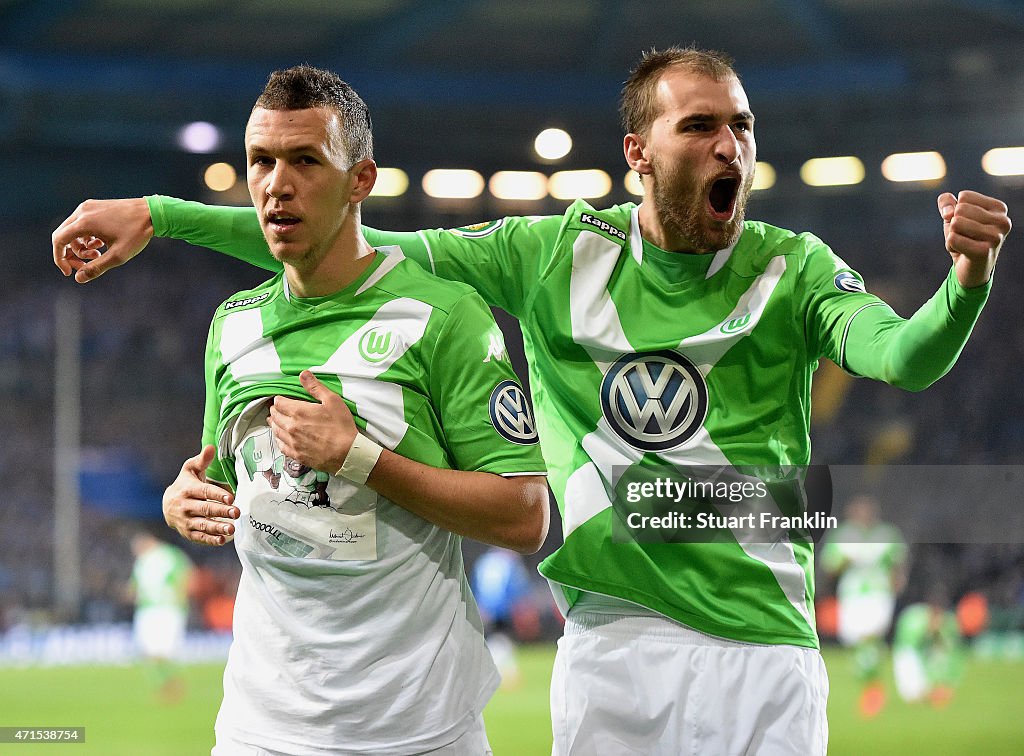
[335,432,384,485]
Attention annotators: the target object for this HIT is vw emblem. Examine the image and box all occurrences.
[600,350,708,451]
[489,380,539,445]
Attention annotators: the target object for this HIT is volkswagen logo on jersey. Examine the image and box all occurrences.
[489,380,539,445]
[834,271,866,293]
[600,350,708,452]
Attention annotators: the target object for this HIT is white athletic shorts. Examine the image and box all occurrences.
[837,595,895,646]
[133,606,186,659]
[551,611,829,756]
[212,715,491,756]
[893,648,929,702]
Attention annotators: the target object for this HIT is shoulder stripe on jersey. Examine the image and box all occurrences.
[569,231,635,365]
[220,307,282,385]
[356,247,405,296]
[416,231,437,275]
[838,302,888,372]
[628,206,643,265]
[706,241,738,279]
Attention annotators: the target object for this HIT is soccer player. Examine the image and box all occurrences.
[70,66,550,755]
[821,495,907,717]
[53,48,1011,755]
[892,589,964,707]
[128,529,194,704]
[471,547,538,690]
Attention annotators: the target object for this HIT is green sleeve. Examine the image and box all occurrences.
[146,196,559,317]
[201,315,235,490]
[146,195,282,273]
[428,292,546,475]
[843,267,990,392]
[365,215,563,317]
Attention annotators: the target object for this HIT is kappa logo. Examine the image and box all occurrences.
[224,292,271,310]
[489,380,539,445]
[580,213,627,241]
[600,350,708,452]
[358,327,394,363]
[483,332,508,363]
[834,271,866,293]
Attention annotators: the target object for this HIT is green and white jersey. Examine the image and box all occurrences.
[149,195,990,650]
[821,522,906,602]
[203,252,543,488]
[893,603,960,653]
[893,603,963,686]
[202,252,545,755]
[132,542,191,612]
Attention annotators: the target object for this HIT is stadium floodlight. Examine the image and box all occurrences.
[752,162,776,191]
[624,171,644,196]
[982,146,1024,176]
[881,151,946,183]
[422,169,485,199]
[549,169,612,200]
[370,168,409,197]
[204,163,237,192]
[489,171,548,201]
[178,121,221,153]
[534,128,573,161]
[800,156,865,187]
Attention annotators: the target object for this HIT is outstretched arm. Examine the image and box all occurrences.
[841,190,1010,390]
[52,197,279,283]
[270,371,549,554]
[52,198,155,283]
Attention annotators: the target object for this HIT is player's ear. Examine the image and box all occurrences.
[349,159,377,203]
[624,133,652,175]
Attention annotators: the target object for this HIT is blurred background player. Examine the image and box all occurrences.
[892,587,965,708]
[128,528,194,704]
[822,494,907,717]
[470,547,539,690]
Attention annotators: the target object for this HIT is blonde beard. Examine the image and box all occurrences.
[650,163,751,253]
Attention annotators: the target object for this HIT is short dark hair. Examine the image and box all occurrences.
[255,64,373,163]
[620,47,739,135]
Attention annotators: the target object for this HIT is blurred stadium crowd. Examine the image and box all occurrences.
[1,203,1022,651]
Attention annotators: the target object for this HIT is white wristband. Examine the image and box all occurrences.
[335,432,384,485]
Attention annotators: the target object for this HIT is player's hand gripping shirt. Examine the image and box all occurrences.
[201,251,545,755]
[150,196,989,650]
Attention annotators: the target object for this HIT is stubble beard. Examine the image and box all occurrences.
[650,160,753,254]
[263,222,333,278]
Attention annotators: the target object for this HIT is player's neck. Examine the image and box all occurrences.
[636,200,704,254]
[285,222,377,299]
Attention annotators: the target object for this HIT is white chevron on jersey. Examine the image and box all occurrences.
[309,297,432,449]
[220,307,283,385]
[564,238,811,627]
